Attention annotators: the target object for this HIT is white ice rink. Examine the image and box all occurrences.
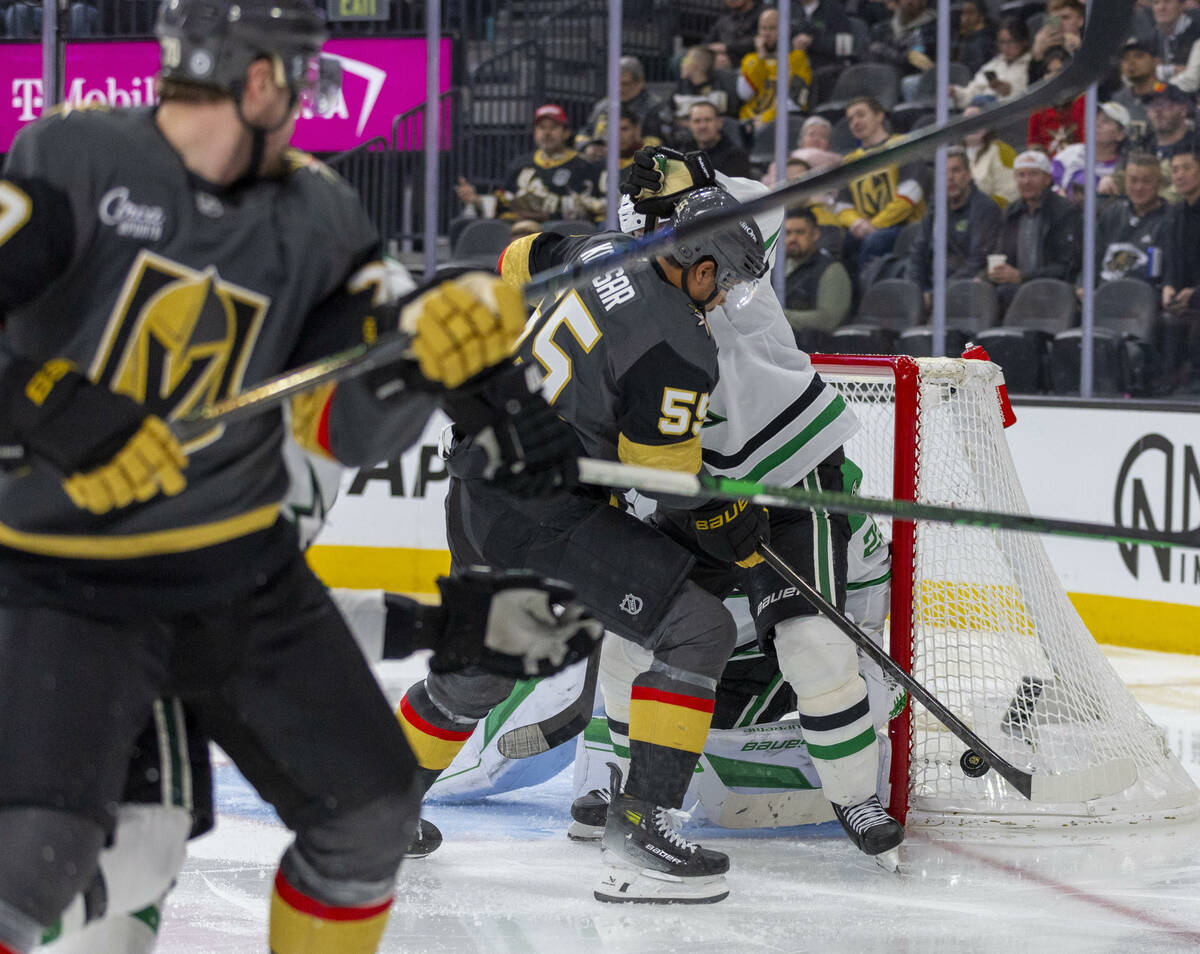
[157,647,1200,954]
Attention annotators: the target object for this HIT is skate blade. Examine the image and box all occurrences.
[567,820,605,841]
[594,864,728,904]
[872,847,901,873]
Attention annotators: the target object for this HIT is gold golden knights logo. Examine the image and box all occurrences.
[88,250,269,448]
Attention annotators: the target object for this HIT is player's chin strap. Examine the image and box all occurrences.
[230,59,300,187]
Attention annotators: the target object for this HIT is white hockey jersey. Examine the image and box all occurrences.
[702,174,858,485]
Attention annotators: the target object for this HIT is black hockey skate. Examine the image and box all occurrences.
[568,787,611,841]
[405,818,443,859]
[832,795,903,872]
[595,764,729,904]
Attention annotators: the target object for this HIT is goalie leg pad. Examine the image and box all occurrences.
[91,804,190,927]
[774,616,878,806]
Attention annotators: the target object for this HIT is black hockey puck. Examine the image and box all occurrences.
[960,749,989,778]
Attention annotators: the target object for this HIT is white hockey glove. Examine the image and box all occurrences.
[430,567,603,677]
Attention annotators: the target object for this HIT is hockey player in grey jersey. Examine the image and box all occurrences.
[609,148,905,866]
[396,188,769,904]
[0,0,584,951]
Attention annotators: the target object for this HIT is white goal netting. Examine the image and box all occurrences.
[815,355,1199,832]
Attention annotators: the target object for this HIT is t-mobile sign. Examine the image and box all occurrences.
[2,38,452,153]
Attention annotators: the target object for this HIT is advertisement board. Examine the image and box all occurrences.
[1,37,451,152]
[306,402,1200,655]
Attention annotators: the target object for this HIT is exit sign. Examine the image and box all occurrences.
[326,0,390,21]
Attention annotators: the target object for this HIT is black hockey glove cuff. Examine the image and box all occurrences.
[691,497,769,568]
[622,146,717,219]
[425,567,603,677]
[440,363,580,498]
[1,356,142,472]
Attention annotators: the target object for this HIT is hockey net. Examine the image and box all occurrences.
[812,354,1199,833]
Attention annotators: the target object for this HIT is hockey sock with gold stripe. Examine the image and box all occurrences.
[268,869,391,954]
[395,682,475,775]
[626,671,715,807]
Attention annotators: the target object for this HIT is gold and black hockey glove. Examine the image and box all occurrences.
[622,146,717,219]
[2,356,187,514]
[400,271,528,389]
[691,497,769,568]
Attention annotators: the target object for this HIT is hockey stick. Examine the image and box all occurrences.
[519,0,1135,303]
[575,458,1196,550]
[495,646,600,759]
[152,0,1135,448]
[757,543,1137,803]
[170,330,413,444]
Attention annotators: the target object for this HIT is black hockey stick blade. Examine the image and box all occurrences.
[575,458,1198,550]
[755,543,1037,798]
[758,543,1139,805]
[496,646,600,759]
[521,0,1135,304]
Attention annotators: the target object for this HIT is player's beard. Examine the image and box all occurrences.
[260,114,299,178]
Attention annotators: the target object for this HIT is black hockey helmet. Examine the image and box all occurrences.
[155,0,340,116]
[670,186,768,301]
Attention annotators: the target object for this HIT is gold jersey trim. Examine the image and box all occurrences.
[0,503,281,560]
[618,433,702,473]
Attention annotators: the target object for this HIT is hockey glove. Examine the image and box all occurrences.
[429,567,603,677]
[441,363,579,498]
[400,271,528,389]
[622,147,717,219]
[2,357,187,514]
[691,497,769,568]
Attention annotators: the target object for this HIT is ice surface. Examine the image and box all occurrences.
[156,649,1200,954]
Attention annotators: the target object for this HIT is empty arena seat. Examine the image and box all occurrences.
[900,279,1000,357]
[974,278,1078,392]
[829,278,923,355]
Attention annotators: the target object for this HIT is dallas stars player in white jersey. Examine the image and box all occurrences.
[599,148,905,863]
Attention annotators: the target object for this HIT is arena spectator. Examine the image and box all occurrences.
[1026,48,1085,153]
[1161,149,1200,390]
[455,103,604,223]
[1052,102,1132,196]
[1113,35,1161,128]
[953,0,997,77]
[1029,0,1084,83]
[706,0,765,70]
[738,8,813,128]
[1093,152,1169,288]
[835,96,926,267]
[789,0,856,74]
[798,115,835,153]
[963,105,1019,205]
[1143,82,1197,175]
[866,0,938,103]
[790,146,844,210]
[905,147,1003,305]
[988,149,1082,310]
[782,207,854,348]
[1147,0,1200,79]
[950,17,1031,110]
[686,101,752,177]
[674,46,741,122]
[578,56,673,152]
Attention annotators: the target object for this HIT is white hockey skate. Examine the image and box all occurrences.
[831,795,903,872]
[595,765,729,904]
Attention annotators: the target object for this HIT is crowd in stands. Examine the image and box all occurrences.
[448,0,1200,398]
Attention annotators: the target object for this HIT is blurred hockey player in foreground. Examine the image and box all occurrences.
[0,0,592,950]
